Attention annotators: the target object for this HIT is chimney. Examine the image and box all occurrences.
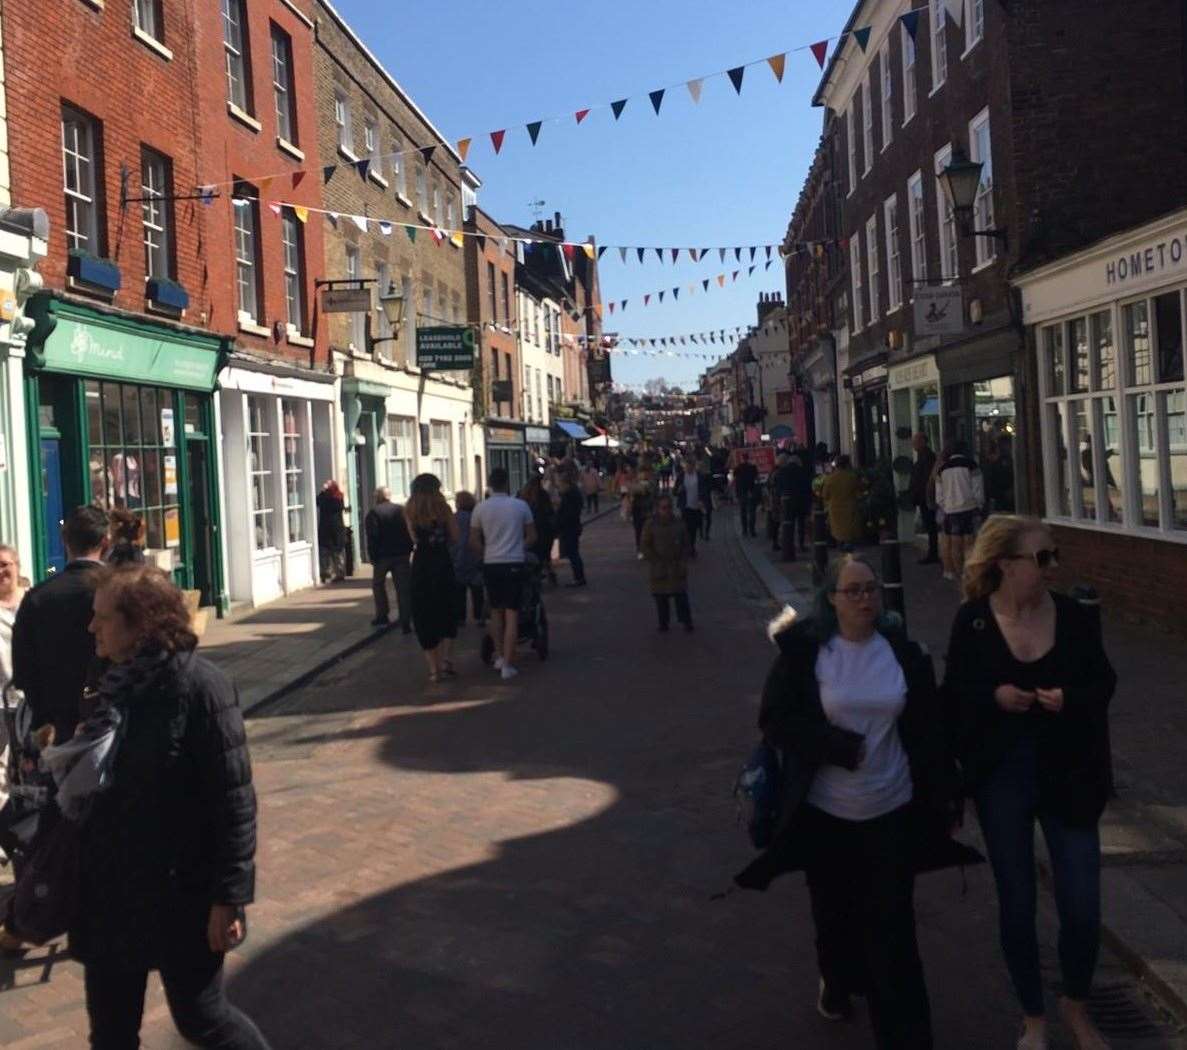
[757,290,782,325]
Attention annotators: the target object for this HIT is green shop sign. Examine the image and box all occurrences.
[26,298,225,391]
[416,326,475,371]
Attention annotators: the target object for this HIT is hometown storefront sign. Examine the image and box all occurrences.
[416,326,476,371]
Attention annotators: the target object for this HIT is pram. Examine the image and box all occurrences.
[480,552,550,664]
[0,686,52,871]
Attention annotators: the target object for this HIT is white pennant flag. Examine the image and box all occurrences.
[687,78,704,104]
[379,221,393,236]
[351,214,369,232]
[942,0,963,25]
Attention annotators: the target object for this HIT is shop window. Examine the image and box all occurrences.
[1155,290,1184,383]
[141,148,173,281]
[884,195,902,312]
[271,25,297,146]
[248,396,276,550]
[183,393,203,436]
[85,381,181,554]
[62,106,102,255]
[221,0,252,113]
[934,144,958,282]
[429,421,453,491]
[1069,316,1089,393]
[386,416,415,500]
[282,400,306,543]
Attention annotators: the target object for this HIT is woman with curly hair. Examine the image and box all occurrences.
[79,565,269,1048]
[405,474,460,681]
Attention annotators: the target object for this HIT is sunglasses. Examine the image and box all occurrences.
[1009,548,1059,569]
[835,583,881,600]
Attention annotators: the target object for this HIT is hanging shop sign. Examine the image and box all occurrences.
[525,426,551,445]
[416,326,476,371]
[913,286,964,337]
[485,426,523,446]
[321,287,371,314]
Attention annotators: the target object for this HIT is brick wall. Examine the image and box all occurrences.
[464,205,518,419]
[0,6,11,209]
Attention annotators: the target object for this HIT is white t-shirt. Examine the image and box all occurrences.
[472,493,535,565]
[807,632,913,821]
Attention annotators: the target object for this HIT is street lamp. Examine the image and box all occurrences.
[939,148,1009,249]
[378,279,406,332]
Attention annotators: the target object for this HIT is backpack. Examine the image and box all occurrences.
[733,742,783,850]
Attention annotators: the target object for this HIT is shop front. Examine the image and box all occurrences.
[1015,207,1187,631]
[218,356,337,608]
[23,296,228,605]
[844,354,890,467]
[485,420,527,495]
[801,335,838,454]
[888,354,942,538]
[525,425,551,473]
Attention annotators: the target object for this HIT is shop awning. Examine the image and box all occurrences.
[553,419,590,440]
[919,397,940,416]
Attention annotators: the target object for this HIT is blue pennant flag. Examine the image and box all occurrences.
[900,10,921,42]
[853,26,872,51]
[649,89,665,115]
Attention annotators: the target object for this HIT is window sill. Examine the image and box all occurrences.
[228,103,262,133]
[970,258,998,275]
[902,112,916,129]
[368,169,389,189]
[145,298,185,320]
[338,145,360,164]
[80,0,103,9]
[928,83,946,99]
[960,37,983,61]
[287,331,314,348]
[1042,515,1187,547]
[66,275,117,301]
[417,211,434,226]
[277,137,305,162]
[238,318,270,338]
[279,0,314,28]
[396,193,413,209]
[133,26,173,60]
[887,304,903,316]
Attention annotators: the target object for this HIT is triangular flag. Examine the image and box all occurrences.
[268,202,282,217]
[765,260,773,270]
[451,231,465,248]
[258,176,275,195]
[900,10,921,41]
[943,0,964,25]
[748,265,756,276]
[717,275,725,287]
[732,271,739,282]
[749,247,757,261]
[490,130,506,154]
[702,279,710,292]
[430,227,444,245]
[621,300,628,311]
[198,185,216,206]
[611,99,628,120]
[294,205,308,223]
[351,214,368,232]
[562,243,576,260]
[420,146,436,165]
[852,26,872,52]
[619,247,628,264]
[378,221,392,236]
[475,234,486,252]
[766,245,773,259]
[457,138,471,162]
[354,158,371,179]
[597,246,607,259]
[727,66,745,94]
[637,247,646,263]
[575,108,590,124]
[323,165,337,183]
[326,212,339,228]
[405,225,417,243]
[687,78,704,104]
[644,294,651,305]
[718,248,727,263]
[810,40,829,68]
[291,171,306,189]
[608,302,615,314]
[526,121,543,146]
[659,292,665,303]
[767,53,786,83]
[581,244,595,260]
[734,247,742,262]
[671,248,680,263]
[649,89,665,115]
[673,288,680,300]
[655,248,664,263]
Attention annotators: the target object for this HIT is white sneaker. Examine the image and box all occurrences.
[493,656,504,671]
[500,665,519,680]
[943,572,956,581]
[636,552,644,560]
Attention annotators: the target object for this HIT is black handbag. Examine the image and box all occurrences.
[6,811,81,946]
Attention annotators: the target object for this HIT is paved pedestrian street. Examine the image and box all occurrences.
[1,517,1182,1049]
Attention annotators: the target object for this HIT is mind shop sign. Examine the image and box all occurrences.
[416,326,476,371]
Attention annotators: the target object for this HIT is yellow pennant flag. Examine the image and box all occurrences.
[294,206,309,224]
[581,243,595,260]
[450,230,465,248]
[767,53,786,83]
[457,138,472,162]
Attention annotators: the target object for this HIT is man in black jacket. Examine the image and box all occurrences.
[733,453,760,536]
[555,477,587,587]
[12,505,109,743]
[910,433,939,565]
[364,487,414,630]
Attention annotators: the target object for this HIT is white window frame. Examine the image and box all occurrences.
[392,135,406,197]
[385,416,415,500]
[861,72,874,175]
[432,180,443,226]
[430,420,454,491]
[271,26,297,146]
[248,396,276,551]
[847,102,857,196]
[281,399,306,544]
[850,234,865,333]
[134,0,162,42]
[374,261,391,342]
[964,0,985,54]
[866,215,881,322]
[908,171,927,291]
[415,162,428,215]
[446,191,456,231]
[233,187,261,321]
[524,364,534,421]
[221,0,249,112]
[934,144,958,282]
[884,194,902,312]
[364,119,378,169]
[141,149,170,280]
[969,108,996,269]
[281,212,305,333]
[334,93,354,156]
[930,0,948,92]
[344,245,364,351]
[879,42,893,150]
[901,19,918,123]
[62,108,99,254]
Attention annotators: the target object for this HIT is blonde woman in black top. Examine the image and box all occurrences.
[943,516,1115,1050]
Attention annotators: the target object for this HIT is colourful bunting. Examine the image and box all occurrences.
[377,220,392,236]
[291,171,306,189]
[637,248,646,263]
[654,248,664,263]
[749,247,757,261]
[562,243,576,260]
[575,108,590,124]
[727,66,745,94]
[355,158,371,179]
[673,288,680,300]
[294,205,308,223]
[687,78,704,104]
[581,244,595,260]
[419,146,436,165]
[619,247,628,264]
[609,302,615,314]
[671,248,680,263]
[767,53,786,83]
[734,248,742,262]
[900,10,921,41]
[199,185,216,206]
[810,40,829,68]
[702,278,710,291]
[718,248,727,263]
[490,130,506,154]
[351,214,368,232]
[526,121,543,145]
[451,231,465,248]
[597,246,607,259]
[621,300,628,311]
[323,165,337,183]
[649,89,665,115]
[644,294,651,305]
[611,99,628,120]
[326,212,339,228]
[852,26,872,52]
[658,291,665,303]
[405,225,417,243]
[942,0,964,26]
[717,275,725,287]
[457,138,471,162]
[267,202,282,217]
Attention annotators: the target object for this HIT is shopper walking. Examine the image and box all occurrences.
[943,516,1115,1050]
[78,565,270,1050]
[12,505,109,744]
[785,451,814,552]
[364,487,413,631]
[910,434,940,566]
[405,475,459,683]
[520,475,558,586]
[0,544,25,823]
[640,495,693,632]
[673,457,705,557]
[733,453,760,537]
[556,476,587,588]
[736,555,967,1050]
[820,455,864,551]
[316,480,347,583]
[452,492,485,627]
[935,441,984,582]
[581,462,600,514]
[616,463,635,523]
[472,468,537,681]
[630,468,656,558]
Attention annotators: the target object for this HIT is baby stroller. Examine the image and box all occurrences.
[0,686,52,872]
[480,553,550,663]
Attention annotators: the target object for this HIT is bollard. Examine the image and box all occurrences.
[812,505,829,587]
[780,495,797,562]
[880,527,907,629]
[1070,583,1114,796]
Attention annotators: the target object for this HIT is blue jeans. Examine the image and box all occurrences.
[975,737,1101,1017]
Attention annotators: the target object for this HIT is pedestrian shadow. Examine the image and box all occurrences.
[0,939,70,993]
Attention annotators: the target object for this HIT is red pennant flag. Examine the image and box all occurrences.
[562,243,576,260]
[575,109,590,124]
[292,171,306,189]
[810,41,829,68]
[490,129,506,154]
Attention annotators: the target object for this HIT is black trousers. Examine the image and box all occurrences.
[701,501,713,539]
[85,950,272,1050]
[653,592,692,627]
[681,508,702,553]
[632,510,648,551]
[559,532,586,583]
[803,804,933,1050]
[918,503,939,558]
[737,492,757,536]
[453,582,485,625]
[372,556,412,628]
[585,492,599,513]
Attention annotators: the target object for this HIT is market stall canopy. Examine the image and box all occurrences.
[581,434,620,448]
[553,419,592,440]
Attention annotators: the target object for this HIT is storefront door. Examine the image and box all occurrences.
[39,436,66,574]
[187,438,216,606]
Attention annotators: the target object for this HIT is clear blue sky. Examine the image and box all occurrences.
[333,0,844,391]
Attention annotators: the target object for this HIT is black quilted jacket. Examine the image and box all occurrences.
[71,650,257,967]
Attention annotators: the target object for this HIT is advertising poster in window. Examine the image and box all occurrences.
[160,408,175,447]
[164,508,181,548]
[163,455,178,497]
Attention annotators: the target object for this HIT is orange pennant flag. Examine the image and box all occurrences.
[767,53,786,83]
[717,274,726,287]
[457,138,472,162]
[581,244,595,260]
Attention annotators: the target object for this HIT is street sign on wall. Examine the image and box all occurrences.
[913,286,964,336]
[321,287,371,314]
[416,326,475,371]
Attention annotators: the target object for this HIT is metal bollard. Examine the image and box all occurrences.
[780,495,797,562]
[880,526,907,628]
[812,505,829,587]
[1070,583,1114,796]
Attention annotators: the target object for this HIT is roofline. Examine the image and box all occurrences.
[315,0,465,166]
[811,0,868,108]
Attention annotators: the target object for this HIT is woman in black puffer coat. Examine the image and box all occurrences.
[79,565,270,1050]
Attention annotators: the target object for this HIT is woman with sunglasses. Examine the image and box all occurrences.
[944,516,1115,1050]
[737,554,968,1048]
